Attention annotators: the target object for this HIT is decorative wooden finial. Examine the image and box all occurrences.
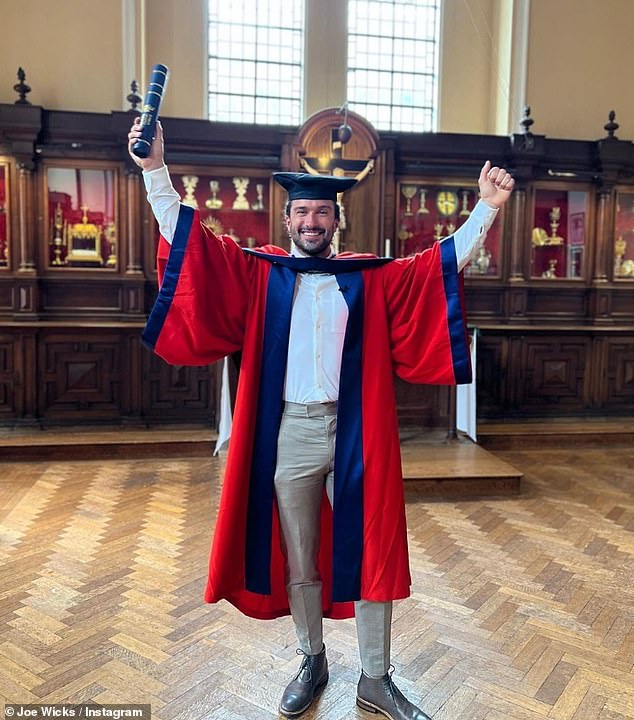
[127,79,142,112]
[13,67,32,105]
[520,105,534,135]
[604,110,619,140]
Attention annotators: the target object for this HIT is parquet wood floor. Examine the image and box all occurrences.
[1,445,633,719]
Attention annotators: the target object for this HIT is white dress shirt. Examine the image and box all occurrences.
[143,165,498,402]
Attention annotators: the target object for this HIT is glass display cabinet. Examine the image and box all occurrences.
[45,165,119,269]
[396,181,502,276]
[530,186,590,280]
[613,189,634,279]
[170,169,271,249]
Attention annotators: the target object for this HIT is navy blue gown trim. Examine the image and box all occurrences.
[141,204,195,350]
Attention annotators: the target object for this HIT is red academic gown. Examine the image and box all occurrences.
[143,204,471,620]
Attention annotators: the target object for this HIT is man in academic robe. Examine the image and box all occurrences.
[128,118,514,720]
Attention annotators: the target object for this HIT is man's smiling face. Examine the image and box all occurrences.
[286,199,339,257]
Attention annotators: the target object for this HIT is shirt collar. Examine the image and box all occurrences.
[291,241,336,259]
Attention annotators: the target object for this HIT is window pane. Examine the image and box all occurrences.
[208,0,304,125]
[348,0,440,132]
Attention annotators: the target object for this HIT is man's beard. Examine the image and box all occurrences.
[290,226,334,256]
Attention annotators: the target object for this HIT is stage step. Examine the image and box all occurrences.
[0,425,523,499]
[0,426,217,461]
[400,431,522,498]
[477,418,634,450]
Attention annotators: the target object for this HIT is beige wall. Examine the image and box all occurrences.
[303,0,347,118]
[0,0,122,112]
[440,0,495,134]
[2,0,634,141]
[145,0,206,119]
[527,0,634,140]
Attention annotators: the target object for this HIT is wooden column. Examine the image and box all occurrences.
[593,187,611,283]
[17,163,35,272]
[126,168,143,274]
[508,187,526,281]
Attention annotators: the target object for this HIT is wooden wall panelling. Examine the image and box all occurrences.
[475,333,509,418]
[22,329,37,420]
[0,330,20,419]
[0,278,13,312]
[393,379,449,428]
[37,329,125,422]
[590,334,608,409]
[0,104,633,427]
[611,285,634,316]
[0,328,42,423]
[394,377,449,428]
[142,349,218,426]
[604,336,634,411]
[465,284,506,318]
[343,156,383,255]
[519,334,592,414]
[524,286,589,321]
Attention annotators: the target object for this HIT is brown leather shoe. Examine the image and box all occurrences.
[279,646,329,717]
[356,669,432,720]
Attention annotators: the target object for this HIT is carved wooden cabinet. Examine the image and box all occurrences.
[393,128,634,421]
[0,102,632,426]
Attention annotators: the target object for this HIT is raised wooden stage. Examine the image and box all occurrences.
[4,418,633,497]
[0,425,523,498]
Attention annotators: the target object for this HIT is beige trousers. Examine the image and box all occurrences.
[274,401,391,677]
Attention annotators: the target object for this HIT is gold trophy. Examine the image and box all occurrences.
[614,235,626,276]
[401,185,417,216]
[232,177,250,210]
[475,246,491,274]
[252,183,265,211]
[65,205,103,266]
[531,227,548,246]
[202,215,224,236]
[105,223,117,267]
[51,203,65,266]
[205,180,223,209]
[417,188,429,214]
[459,191,471,216]
[541,258,558,278]
[532,207,564,247]
[181,176,199,208]
[548,207,564,245]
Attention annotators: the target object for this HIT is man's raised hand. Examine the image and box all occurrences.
[478,160,515,209]
[127,117,165,172]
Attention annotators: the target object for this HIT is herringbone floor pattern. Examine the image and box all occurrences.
[1,446,633,719]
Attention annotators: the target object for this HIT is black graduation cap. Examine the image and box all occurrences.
[273,172,357,202]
